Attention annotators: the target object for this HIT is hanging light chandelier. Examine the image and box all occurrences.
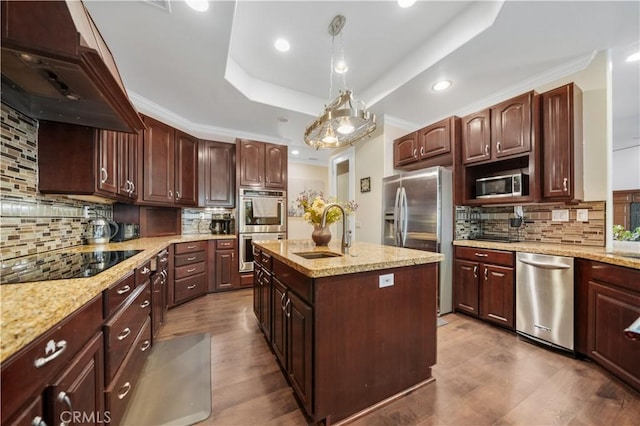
[304,15,376,150]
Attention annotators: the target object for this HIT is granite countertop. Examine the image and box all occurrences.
[254,239,444,278]
[0,234,234,363]
[453,240,640,270]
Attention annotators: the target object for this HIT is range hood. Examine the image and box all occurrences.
[1,0,144,133]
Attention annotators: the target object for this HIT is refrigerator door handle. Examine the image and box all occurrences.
[394,187,402,245]
[400,187,408,247]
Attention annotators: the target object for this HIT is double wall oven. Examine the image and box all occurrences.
[238,188,286,272]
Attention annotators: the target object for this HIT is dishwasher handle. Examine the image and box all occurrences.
[518,258,571,270]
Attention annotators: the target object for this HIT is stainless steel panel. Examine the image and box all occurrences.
[401,169,439,245]
[516,252,574,351]
[382,175,401,247]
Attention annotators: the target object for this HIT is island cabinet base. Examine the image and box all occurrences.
[314,263,438,424]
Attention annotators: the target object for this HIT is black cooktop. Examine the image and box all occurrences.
[1,250,142,284]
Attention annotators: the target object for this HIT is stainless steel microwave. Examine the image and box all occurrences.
[476,173,528,198]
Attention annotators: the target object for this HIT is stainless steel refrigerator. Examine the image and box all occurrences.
[382,166,453,314]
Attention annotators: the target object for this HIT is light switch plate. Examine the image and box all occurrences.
[576,209,589,222]
[552,209,569,222]
[379,273,394,288]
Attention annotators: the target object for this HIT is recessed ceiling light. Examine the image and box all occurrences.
[334,60,348,74]
[291,150,300,155]
[432,80,452,91]
[275,38,290,52]
[185,0,208,12]
[626,52,640,62]
[398,0,416,8]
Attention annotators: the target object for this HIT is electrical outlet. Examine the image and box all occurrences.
[551,209,569,222]
[199,213,205,220]
[576,209,589,222]
[379,273,394,288]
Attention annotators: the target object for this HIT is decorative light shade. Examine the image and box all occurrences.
[303,15,377,150]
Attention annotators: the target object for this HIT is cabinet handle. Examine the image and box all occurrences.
[168,190,173,199]
[57,392,73,426]
[100,167,108,183]
[563,177,568,192]
[116,285,131,295]
[140,340,151,352]
[187,284,197,290]
[117,327,131,341]
[187,245,197,249]
[140,300,150,309]
[187,256,196,261]
[141,267,151,275]
[284,298,291,318]
[420,146,425,156]
[413,148,417,158]
[31,416,46,426]
[117,382,132,400]
[474,253,488,258]
[130,181,135,194]
[484,268,488,280]
[159,250,169,257]
[176,191,181,200]
[34,339,67,368]
[496,141,502,153]
[159,257,168,263]
[280,292,286,310]
[473,265,478,278]
[484,145,489,156]
[186,268,196,273]
[205,196,208,201]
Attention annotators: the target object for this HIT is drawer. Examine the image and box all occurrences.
[591,261,640,294]
[174,273,207,305]
[273,259,312,304]
[1,295,102,424]
[103,272,135,319]
[455,246,514,267]
[175,241,207,255]
[105,318,152,426]
[174,261,206,280]
[136,260,152,286]
[261,252,273,271]
[104,283,151,383]
[216,239,236,250]
[174,251,206,267]
[253,247,262,266]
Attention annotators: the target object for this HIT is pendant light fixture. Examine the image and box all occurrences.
[304,15,376,150]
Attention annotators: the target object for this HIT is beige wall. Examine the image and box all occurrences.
[354,131,386,244]
[287,162,328,240]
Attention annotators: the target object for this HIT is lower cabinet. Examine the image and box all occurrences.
[171,241,207,306]
[453,246,515,330]
[253,248,272,340]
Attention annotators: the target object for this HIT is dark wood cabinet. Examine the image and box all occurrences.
[151,248,170,340]
[215,239,236,291]
[170,241,207,306]
[612,190,640,229]
[117,131,140,200]
[253,247,272,340]
[271,277,288,366]
[462,109,492,164]
[453,246,515,330]
[237,139,287,189]
[97,129,119,195]
[142,116,198,206]
[491,92,533,159]
[287,290,313,414]
[199,140,235,207]
[541,83,583,201]
[393,117,459,170]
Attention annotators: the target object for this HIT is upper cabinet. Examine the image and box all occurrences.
[540,83,583,201]
[394,117,459,170]
[199,140,235,208]
[237,139,287,189]
[141,116,197,206]
[461,110,492,164]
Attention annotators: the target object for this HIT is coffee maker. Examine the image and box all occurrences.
[210,213,234,235]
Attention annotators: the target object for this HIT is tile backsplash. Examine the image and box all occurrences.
[1,103,112,260]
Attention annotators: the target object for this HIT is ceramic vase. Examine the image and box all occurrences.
[311,225,332,246]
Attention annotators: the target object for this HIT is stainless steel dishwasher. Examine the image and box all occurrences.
[516,252,574,351]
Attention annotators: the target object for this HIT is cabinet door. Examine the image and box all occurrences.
[239,140,265,187]
[271,278,287,367]
[260,270,272,341]
[142,117,174,204]
[264,143,287,189]
[462,109,491,164]
[480,264,514,329]
[287,291,313,416]
[393,133,418,167]
[46,333,104,426]
[418,118,451,159]
[491,92,532,158]
[454,259,479,316]
[174,130,198,206]
[118,131,139,199]
[200,141,235,207]
[6,395,44,426]
[97,130,119,195]
[542,84,573,199]
[215,250,235,291]
[588,281,640,391]
[253,266,262,317]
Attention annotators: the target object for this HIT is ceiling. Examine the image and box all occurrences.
[84,0,640,165]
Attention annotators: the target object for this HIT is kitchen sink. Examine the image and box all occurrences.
[293,251,342,259]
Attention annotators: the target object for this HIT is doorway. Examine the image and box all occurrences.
[329,148,356,243]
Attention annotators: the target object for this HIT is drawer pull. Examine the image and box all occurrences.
[187,245,197,249]
[34,339,67,368]
[117,328,131,341]
[116,285,131,295]
[187,268,196,273]
[57,392,73,426]
[31,416,46,426]
[159,258,168,263]
[187,256,197,261]
[117,382,132,400]
[474,253,489,258]
[141,267,151,275]
[140,340,151,351]
[187,284,197,290]
[140,300,150,309]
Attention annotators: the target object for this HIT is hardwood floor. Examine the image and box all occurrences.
[157,290,640,426]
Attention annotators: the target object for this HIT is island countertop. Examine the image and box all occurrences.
[253,239,444,278]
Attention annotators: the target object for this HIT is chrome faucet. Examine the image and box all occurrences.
[320,203,352,254]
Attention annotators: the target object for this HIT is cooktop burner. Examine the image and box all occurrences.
[1,250,142,284]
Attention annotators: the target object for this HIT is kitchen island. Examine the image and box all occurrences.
[252,239,444,425]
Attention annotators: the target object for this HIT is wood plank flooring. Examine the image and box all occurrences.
[157,290,640,425]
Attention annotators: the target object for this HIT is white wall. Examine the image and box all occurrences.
[612,146,640,190]
[354,130,386,244]
[287,162,328,240]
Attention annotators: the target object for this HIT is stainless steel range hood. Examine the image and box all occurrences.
[1,0,144,133]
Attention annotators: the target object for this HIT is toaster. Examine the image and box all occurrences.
[111,223,140,242]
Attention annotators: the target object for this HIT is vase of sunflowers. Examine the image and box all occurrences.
[296,189,357,246]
